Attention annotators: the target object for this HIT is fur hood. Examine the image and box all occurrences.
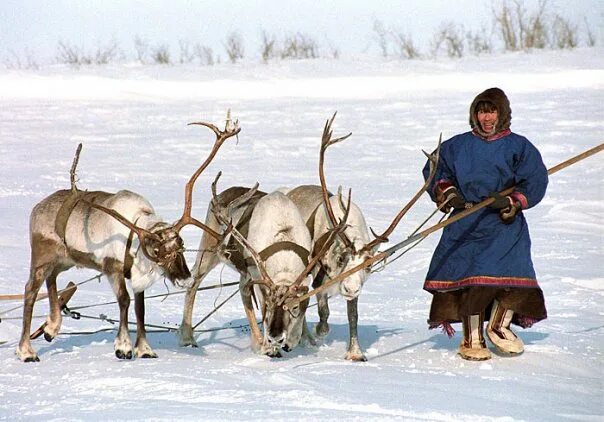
[469,87,512,137]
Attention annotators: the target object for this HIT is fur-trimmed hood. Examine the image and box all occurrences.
[469,87,512,137]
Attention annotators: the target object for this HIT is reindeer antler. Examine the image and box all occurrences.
[210,172,273,287]
[319,112,355,250]
[65,144,163,263]
[289,188,352,293]
[360,133,442,253]
[172,110,241,239]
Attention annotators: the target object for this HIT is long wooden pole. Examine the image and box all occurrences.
[283,142,604,311]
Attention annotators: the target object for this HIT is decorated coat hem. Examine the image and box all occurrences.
[424,275,540,292]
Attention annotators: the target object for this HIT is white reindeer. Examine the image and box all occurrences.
[17,117,238,362]
[179,175,347,357]
[286,114,425,361]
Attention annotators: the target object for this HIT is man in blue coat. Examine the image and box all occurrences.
[422,87,548,361]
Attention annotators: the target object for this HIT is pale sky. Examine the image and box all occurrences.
[1,0,602,60]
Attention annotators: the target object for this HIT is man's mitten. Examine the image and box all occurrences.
[489,192,522,224]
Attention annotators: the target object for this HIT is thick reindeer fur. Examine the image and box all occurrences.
[287,185,375,361]
[179,186,265,348]
[17,189,191,362]
[179,189,313,357]
[245,192,313,354]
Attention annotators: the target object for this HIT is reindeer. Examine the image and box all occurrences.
[286,114,439,361]
[179,174,348,357]
[17,115,239,362]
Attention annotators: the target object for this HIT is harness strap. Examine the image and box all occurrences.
[244,241,310,268]
[55,191,84,245]
[55,190,137,280]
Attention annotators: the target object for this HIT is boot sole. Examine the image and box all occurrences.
[486,332,524,355]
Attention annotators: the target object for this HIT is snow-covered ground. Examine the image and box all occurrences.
[0,49,602,421]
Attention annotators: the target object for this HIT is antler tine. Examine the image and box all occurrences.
[291,188,353,290]
[321,112,352,151]
[173,112,241,239]
[361,133,442,253]
[227,182,260,212]
[319,113,354,250]
[70,143,83,193]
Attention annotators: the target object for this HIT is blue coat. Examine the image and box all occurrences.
[422,130,548,292]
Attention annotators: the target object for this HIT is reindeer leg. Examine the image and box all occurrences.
[134,291,157,358]
[315,291,330,337]
[108,274,133,360]
[42,271,62,342]
[240,280,263,353]
[301,315,317,346]
[17,264,53,362]
[179,251,218,347]
[344,297,366,362]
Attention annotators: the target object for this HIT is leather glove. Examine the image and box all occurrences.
[488,192,521,224]
[436,185,466,213]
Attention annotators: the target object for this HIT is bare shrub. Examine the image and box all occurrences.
[391,32,421,59]
[493,0,549,51]
[466,28,493,55]
[260,30,279,63]
[56,40,119,66]
[94,41,120,64]
[224,32,244,63]
[3,49,39,70]
[373,19,390,57]
[431,22,465,58]
[134,36,149,63]
[178,40,195,64]
[281,32,319,59]
[326,40,340,59]
[151,44,171,64]
[56,41,87,65]
[194,44,216,65]
[550,15,578,49]
[584,18,596,47]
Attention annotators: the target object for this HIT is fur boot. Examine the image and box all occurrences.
[486,300,524,355]
[458,313,491,361]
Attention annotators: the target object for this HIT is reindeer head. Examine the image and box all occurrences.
[317,113,441,300]
[144,223,190,285]
[211,184,346,356]
[83,111,240,288]
[258,282,310,352]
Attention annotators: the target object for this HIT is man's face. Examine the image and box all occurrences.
[477,109,498,134]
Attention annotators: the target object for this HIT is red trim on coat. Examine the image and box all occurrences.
[472,128,511,141]
[510,191,529,209]
[433,179,454,195]
[424,275,540,291]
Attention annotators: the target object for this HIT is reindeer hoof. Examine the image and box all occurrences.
[115,350,133,360]
[345,352,367,362]
[43,332,54,343]
[179,339,198,348]
[23,355,40,363]
[139,352,158,359]
[315,322,330,337]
